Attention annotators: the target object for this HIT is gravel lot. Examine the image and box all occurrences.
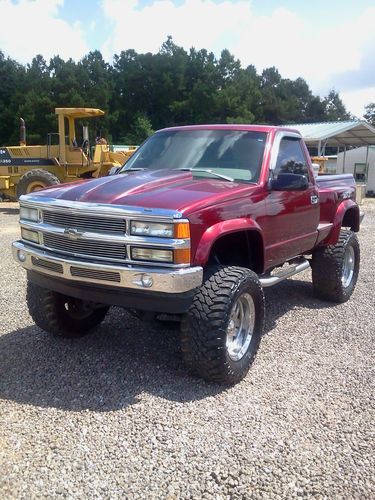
[1,200,374,499]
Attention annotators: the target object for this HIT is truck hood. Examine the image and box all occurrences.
[30,169,255,214]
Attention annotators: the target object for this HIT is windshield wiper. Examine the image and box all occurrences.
[177,168,234,182]
[123,167,146,172]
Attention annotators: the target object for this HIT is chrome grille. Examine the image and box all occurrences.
[43,233,126,260]
[70,266,121,283]
[31,257,63,274]
[42,210,126,234]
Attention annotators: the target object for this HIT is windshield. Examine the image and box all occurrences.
[120,129,267,183]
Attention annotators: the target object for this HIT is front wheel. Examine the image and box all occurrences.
[312,229,360,303]
[16,169,60,198]
[27,282,109,338]
[181,266,265,384]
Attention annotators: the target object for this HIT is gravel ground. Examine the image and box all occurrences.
[0,200,374,499]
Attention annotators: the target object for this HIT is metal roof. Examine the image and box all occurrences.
[284,121,375,147]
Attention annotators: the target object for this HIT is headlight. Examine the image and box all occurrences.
[20,206,39,222]
[131,247,173,263]
[21,228,40,244]
[130,221,174,238]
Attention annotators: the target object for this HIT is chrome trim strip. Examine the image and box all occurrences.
[19,221,190,248]
[12,241,203,294]
[17,240,190,268]
[19,195,184,221]
[260,259,310,287]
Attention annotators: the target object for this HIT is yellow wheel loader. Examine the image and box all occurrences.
[0,108,137,199]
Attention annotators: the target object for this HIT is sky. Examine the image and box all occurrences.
[0,0,374,118]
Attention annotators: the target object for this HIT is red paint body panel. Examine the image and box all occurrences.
[324,199,359,246]
[30,125,361,273]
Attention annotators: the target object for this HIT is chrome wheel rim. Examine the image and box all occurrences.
[226,293,255,361]
[342,245,355,288]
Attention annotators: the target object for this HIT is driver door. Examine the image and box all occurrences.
[263,134,319,269]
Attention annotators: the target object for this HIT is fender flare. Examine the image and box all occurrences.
[194,218,265,269]
[325,199,360,246]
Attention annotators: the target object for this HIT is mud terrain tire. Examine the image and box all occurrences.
[312,229,360,303]
[181,266,265,384]
[27,282,109,338]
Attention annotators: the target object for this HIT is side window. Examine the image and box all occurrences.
[274,137,310,179]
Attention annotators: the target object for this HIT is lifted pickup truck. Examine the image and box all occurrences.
[12,125,362,384]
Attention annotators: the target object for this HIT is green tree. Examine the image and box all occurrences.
[0,51,26,145]
[121,113,154,144]
[259,67,284,123]
[78,51,113,139]
[49,56,85,107]
[0,42,355,146]
[322,89,351,121]
[15,55,55,144]
[364,103,375,126]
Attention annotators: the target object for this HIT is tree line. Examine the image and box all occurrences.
[0,37,361,147]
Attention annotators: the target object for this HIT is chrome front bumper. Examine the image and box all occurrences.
[12,241,203,294]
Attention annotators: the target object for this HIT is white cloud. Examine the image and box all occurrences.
[0,0,88,63]
[100,0,375,117]
[1,0,373,117]
[341,87,375,119]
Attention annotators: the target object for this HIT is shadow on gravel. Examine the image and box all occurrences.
[0,278,338,412]
[0,308,224,412]
[0,207,19,216]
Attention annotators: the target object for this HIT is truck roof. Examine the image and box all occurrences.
[157,124,300,135]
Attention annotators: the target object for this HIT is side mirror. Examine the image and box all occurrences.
[271,173,309,191]
[108,166,120,176]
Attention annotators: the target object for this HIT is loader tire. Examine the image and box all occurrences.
[312,229,360,303]
[16,169,60,198]
[27,281,109,338]
[181,266,265,385]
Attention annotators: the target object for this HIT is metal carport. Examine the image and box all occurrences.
[284,120,375,166]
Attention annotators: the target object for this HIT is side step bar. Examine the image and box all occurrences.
[260,259,310,288]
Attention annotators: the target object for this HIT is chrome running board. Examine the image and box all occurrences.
[260,259,310,288]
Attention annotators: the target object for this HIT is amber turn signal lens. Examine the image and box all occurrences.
[174,222,190,239]
[174,248,191,264]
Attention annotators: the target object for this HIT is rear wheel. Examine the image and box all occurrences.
[16,169,60,198]
[181,266,265,384]
[27,282,109,338]
[312,229,360,303]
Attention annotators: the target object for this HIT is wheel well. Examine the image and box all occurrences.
[342,207,360,232]
[208,231,264,273]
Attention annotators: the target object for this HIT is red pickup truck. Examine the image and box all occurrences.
[12,125,362,384]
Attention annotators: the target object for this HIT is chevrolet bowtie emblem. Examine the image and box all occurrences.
[64,228,83,240]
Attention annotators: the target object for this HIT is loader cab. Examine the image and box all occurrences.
[54,107,105,170]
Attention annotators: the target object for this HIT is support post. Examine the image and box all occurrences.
[343,146,347,173]
[58,114,66,166]
[68,117,76,145]
[365,145,369,184]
